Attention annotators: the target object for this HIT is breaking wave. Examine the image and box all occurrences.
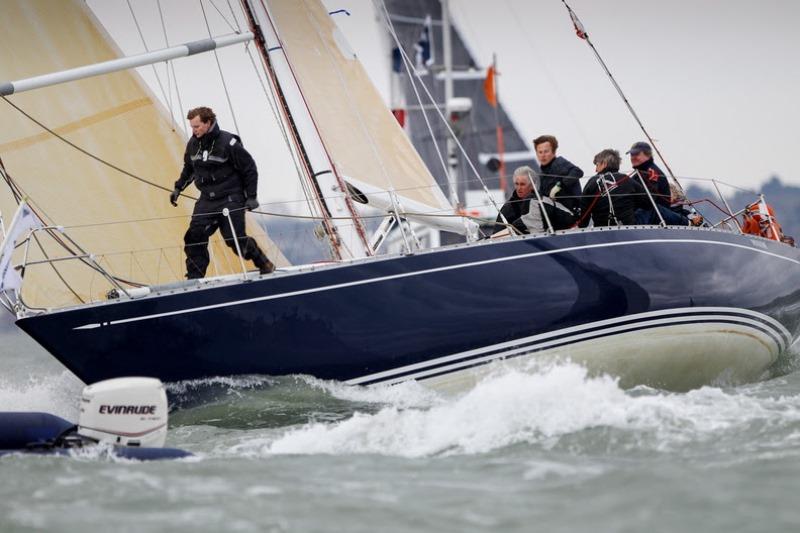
[223,361,800,458]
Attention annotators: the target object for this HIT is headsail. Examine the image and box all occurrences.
[261,0,466,235]
[0,0,286,309]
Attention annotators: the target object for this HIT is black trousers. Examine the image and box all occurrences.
[184,195,269,279]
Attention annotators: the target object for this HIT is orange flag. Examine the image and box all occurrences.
[483,66,497,108]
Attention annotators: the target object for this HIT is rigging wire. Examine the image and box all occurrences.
[251,0,372,258]
[156,0,188,138]
[302,1,416,251]
[378,0,506,223]
[125,0,176,132]
[240,0,344,259]
[559,0,683,192]
[240,22,320,223]
[377,1,451,197]
[199,0,241,134]
[207,0,239,32]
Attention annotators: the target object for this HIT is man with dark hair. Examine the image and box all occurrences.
[170,106,274,279]
[579,149,649,227]
[533,134,583,229]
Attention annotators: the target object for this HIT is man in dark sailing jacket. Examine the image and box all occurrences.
[628,141,685,225]
[170,106,274,279]
[579,149,649,227]
[493,166,546,235]
[533,135,583,229]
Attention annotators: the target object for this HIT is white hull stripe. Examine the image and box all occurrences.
[345,308,789,385]
[72,238,800,330]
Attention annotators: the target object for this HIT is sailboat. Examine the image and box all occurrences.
[2,0,799,393]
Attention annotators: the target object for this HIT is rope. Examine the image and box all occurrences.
[1,96,179,194]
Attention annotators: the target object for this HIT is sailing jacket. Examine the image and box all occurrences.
[632,158,670,208]
[579,172,649,227]
[175,121,258,201]
[539,156,584,212]
[494,190,534,234]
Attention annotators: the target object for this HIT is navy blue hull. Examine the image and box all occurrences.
[16,228,800,386]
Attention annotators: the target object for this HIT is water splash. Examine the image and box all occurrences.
[0,371,83,419]
[225,362,800,458]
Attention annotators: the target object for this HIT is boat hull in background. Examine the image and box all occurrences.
[17,227,800,392]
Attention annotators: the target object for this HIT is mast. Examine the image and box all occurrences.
[240,0,372,260]
[441,0,460,209]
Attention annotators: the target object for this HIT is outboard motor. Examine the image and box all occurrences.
[0,377,190,460]
[78,377,167,447]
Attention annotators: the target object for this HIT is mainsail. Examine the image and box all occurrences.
[0,0,286,309]
[261,0,464,236]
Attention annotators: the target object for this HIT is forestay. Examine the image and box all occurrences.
[0,0,286,309]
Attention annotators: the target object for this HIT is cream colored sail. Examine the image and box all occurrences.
[265,0,455,218]
[0,0,286,309]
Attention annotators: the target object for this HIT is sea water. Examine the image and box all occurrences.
[2,324,800,532]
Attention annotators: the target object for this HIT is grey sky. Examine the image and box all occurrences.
[87,0,799,207]
[450,0,800,193]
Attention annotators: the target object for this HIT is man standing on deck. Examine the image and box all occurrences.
[169,106,275,279]
[533,135,583,229]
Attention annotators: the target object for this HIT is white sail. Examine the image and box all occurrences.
[260,0,470,237]
[0,0,287,308]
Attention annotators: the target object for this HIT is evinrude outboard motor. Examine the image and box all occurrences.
[78,377,167,448]
[0,377,190,460]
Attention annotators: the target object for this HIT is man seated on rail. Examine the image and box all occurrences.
[578,149,649,227]
[627,141,687,226]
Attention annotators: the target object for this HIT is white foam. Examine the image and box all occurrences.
[0,371,83,419]
[229,361,800,458]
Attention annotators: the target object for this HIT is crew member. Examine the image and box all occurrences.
[533,135,583,229]
[170,106,275,279]
[578,149,649,227]
[627,141,686,225]
[493,166,544,235]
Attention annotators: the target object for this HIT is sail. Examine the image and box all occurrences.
[264,0,455,220]
[0,0,286,309]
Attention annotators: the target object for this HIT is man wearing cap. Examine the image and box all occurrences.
[628,141,685,225]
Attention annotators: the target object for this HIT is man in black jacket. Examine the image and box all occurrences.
[170,107,274,279]
[579,149,649,227]
[533,135,583,229]
[627,141,685,225]
[493,166,546,235]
